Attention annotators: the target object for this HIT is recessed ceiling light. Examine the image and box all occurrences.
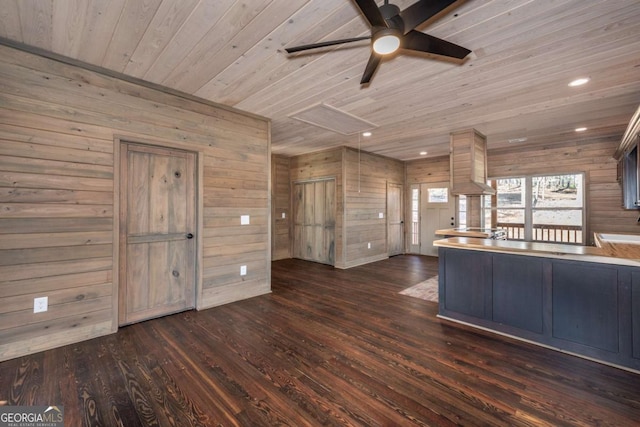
[362,131,372,137]
[568,77,590,87]
[419,151,428,156]
[575,127,587,132]
[508,137,528,143]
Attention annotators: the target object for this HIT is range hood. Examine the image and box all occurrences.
[450,129,495,195]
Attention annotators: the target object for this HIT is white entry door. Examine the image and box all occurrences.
[420,182,456,256]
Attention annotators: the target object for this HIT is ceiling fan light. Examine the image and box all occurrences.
[373,29,401,55]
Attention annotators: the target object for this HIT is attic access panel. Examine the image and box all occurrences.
[289,103,377,135]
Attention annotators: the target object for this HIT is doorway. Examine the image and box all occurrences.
[419,182,456,256]
[119,142,197,325]
[292,178,336,265]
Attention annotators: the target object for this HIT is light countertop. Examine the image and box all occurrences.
[435,228,502,238]
[434,235,640,267]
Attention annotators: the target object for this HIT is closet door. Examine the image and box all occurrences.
[292,179,335,265]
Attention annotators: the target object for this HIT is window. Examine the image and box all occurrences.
[531,174,583,243]
[496,177,526,239]
[460,194,491,229]
[482,189,493,228]
[493,173,584,244]
[458,195,467,228]
[427,188,448,203]
[411,187,420,246]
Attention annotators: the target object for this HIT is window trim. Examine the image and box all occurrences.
[488,172,586,244]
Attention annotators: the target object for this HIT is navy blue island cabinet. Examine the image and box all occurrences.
[438,246,640,372]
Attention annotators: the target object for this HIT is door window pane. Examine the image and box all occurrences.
[427,188,448,203]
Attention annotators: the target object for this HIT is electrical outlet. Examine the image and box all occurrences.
[241,215,250,225]
[378,212,384,219]
[281,212,286,219]
[34,296,48,313]
[367,242,371,249]
[240,265,247,276]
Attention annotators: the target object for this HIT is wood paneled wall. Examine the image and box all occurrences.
[406,155,451,186]
[343,148,404,268]
[271,155,290,260]
[0,44,271,361]
[488,137,639,244]
[289,148,344,266]
[282,147,404,268]
[406,138,639,245]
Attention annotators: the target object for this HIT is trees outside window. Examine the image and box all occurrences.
[491,174,584,244]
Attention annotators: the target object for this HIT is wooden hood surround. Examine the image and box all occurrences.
[450,129,495,196]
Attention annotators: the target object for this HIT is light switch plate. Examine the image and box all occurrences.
[240,265,247,276]
[281,212,286,219]
[241,215,250,225]
[378,212,384,219]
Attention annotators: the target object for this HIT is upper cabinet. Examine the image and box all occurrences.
[616,105,640,209]
[621,143,639,209]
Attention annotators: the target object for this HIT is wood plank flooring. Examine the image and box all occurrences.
[1,255,639,426]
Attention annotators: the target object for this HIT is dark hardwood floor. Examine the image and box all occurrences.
[1,255,639,426]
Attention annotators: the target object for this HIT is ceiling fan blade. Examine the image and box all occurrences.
[353,0,388,28]
[360,53,382,84]
[285,36,371,54]
[400,0,464,34]
[402,30,471,59]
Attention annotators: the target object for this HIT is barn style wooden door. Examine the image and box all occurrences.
[387,182,404,256]
[119,143,196,325]
[292,179,336,265]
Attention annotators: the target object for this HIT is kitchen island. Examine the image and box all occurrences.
[434,236,640,372]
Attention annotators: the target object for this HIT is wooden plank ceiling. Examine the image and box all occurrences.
[0,0,638,160]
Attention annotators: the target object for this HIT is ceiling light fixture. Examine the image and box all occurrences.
[362,131,372,137]
[568,77,590,87]
[575,127,587,132]
[508,137,528,143]
[372,28,401,55]
[419,151,428,156]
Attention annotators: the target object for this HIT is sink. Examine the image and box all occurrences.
[596,233,640,245]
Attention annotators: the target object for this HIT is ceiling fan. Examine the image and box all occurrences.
[285,0,471,84]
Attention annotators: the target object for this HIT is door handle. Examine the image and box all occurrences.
[186,233,194,239]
